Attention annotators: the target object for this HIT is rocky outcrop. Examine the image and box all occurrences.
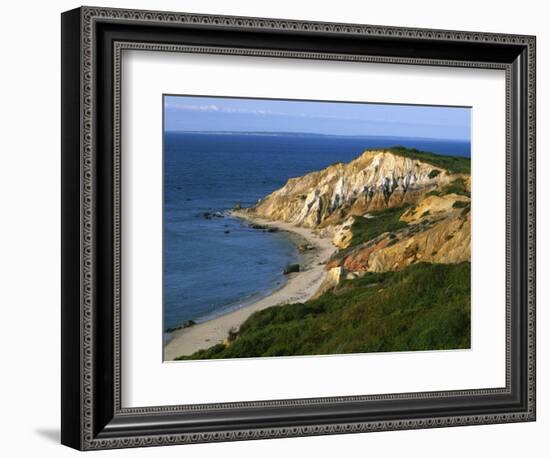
[250,150,458,229]
[400,193,469,224]
[330,196,471,274]
[331,216,356,249]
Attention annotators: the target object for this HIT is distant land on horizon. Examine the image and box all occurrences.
[165,130,471,143]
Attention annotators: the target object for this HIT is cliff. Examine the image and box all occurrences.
[247,147,471,292]
[251,149,467,227]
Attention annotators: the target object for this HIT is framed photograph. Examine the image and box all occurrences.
[61,6,536,450]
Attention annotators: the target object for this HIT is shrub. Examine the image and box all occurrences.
[452,200,469,209]
[427,178,470,198]
[442,178,470,197]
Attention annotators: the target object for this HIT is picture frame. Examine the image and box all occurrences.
[61,6,536,450]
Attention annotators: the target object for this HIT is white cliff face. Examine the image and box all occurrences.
[251,150,454,228]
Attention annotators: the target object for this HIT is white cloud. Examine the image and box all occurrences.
[164,99,280,116]
[164,102,219,112]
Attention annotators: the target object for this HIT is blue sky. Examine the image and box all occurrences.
[164,95,471,141]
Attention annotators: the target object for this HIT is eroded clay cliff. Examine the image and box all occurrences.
[246,148,471,293]
[251,150,459,228]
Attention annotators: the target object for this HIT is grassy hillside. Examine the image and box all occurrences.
[386,146,471,174]
[347,205,410,248]
[176,262,471,360]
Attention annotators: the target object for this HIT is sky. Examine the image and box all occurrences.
[164,95,471,141]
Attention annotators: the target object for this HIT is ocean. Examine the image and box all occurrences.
[163,132,470,332]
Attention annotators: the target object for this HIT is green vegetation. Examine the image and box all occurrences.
[428,169,441,179]
[177,262,471,360]
[348,205,410,248]
[386,146,470,174]
[452,200,469,209]
[442,178,470,197]
[427,178,470,198]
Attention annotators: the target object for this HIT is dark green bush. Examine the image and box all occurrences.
[452,200,469,209]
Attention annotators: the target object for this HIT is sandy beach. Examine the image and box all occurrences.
[163,212,337,361]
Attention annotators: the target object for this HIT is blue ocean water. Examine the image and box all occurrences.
[164,132,470,331]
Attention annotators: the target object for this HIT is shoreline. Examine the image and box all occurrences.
[163,211,337,361]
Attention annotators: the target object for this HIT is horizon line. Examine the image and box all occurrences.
[163,130,471,143]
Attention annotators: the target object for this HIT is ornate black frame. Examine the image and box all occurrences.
[61,6,536,450]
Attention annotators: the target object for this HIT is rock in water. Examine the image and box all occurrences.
[283,263,300,274]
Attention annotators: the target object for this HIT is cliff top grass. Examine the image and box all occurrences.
[383,146,471,175]
[176,262,471,360]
